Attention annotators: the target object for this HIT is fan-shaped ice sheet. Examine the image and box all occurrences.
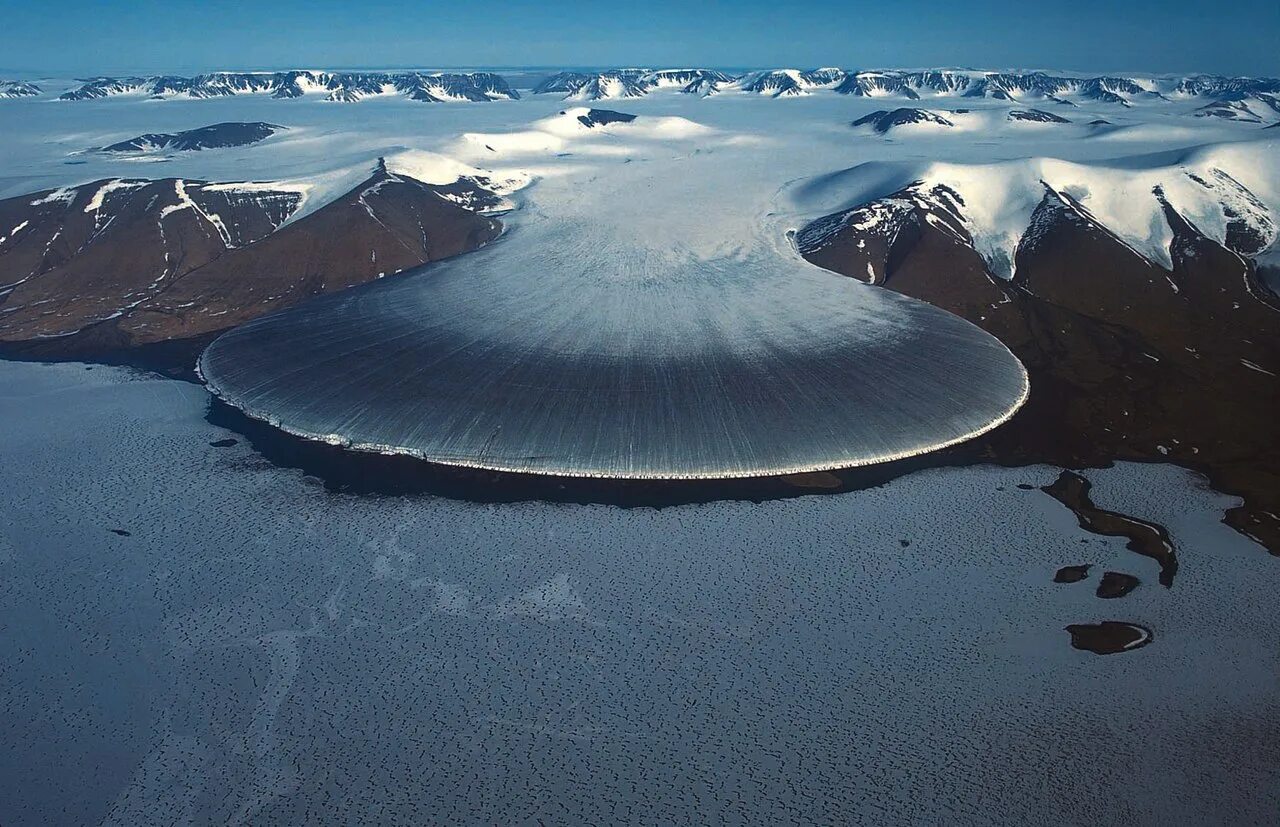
[200,219,1028,479]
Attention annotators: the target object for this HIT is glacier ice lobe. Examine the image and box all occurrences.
[199,209,1029,478]
[198,111,1030,480]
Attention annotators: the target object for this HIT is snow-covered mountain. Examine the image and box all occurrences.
[453,107,708,157]
[57,71,520,103]
[529,69,650,97]
[33,67,1280,114]
[0,80,40,98]
[532,68,732,100]
[795,139,1280,540]
[646,68,735,89]
[736,70,810,97]
[564,73,649,101]
[830,70,1156,105]
[1174,75,1280,100]
[795,141,1279,280]
[523,66,1280,109]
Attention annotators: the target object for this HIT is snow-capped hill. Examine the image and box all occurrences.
[44,67,1280,111]
[1076,77,1148,105]
[1174,75,1280,99]
[57,71,520,103]
[691,67,851,97]
[739,68,856,96]
[646,69,734,89]
[564,73,648,101]
[98,122,284,153]
[967,72,1143,105]
[826,70,1163,106]
[835,72,922,99]
[0,80,41,98]
[798,68,847,87]
[532,69,648,99]
[972,72,1069,101]
[267,152,531,224]
[59,76,149,99]
[376,152,531,213]
[454,108,709,157]
[1188,87,1280,120]
[736,70,809,97]
[396,72,518,102]
[1008,109,1071,124]
[852,109,954,133]
[905,71,974,95]
[835,70,990,98]
[530,71,590,95]
[533,69,732,100]
[794,141,1280,279]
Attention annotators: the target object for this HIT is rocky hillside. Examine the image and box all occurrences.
[0,160,519,352]
[796,148,1280,550]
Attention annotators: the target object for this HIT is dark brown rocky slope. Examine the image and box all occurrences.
[798,183,1280,551]
[0,162,503,354]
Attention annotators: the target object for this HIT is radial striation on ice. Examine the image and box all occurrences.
[199,233,1028,479]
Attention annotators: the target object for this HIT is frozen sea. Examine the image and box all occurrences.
[1,359,1277,825]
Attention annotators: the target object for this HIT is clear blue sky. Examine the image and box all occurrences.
[3,0,1277,76]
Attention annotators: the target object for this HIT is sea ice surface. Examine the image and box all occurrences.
[0,359,1275,824]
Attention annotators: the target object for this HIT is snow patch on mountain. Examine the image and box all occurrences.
[183,150,533,229]
[57,72,520,103]
[793,140,1280,277]
[452,108,711,159]
[533,69,733,100]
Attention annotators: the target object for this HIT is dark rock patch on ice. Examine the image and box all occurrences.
[1042,472,1178,586]
[1066,621,1152,654]
[1008,109,1071,124]
[1053,564,1091,584]
[852,108,953,134]
[571,109,637,128]
[99,122,284,153]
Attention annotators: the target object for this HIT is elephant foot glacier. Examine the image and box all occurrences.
[198,109,1029,479]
